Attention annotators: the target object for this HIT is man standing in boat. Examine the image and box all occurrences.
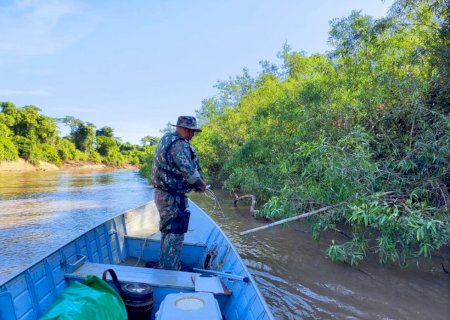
[152,116,207,270]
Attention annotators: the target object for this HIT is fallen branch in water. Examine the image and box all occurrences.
[233,193,259,216]
[329,227,353,240]
[240,205,339,236]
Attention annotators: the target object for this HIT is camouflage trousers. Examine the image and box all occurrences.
[154,188,187,270]
[159,232,184,270]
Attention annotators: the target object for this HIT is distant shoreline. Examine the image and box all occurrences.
[0,159,138,172]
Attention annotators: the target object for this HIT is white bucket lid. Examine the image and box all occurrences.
[175,296,205,310]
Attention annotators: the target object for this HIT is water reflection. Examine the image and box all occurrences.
[0,199,102,228]
[0,170,153,284]
[0,172,61,198]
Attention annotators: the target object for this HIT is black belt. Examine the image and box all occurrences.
[153,185,185,196]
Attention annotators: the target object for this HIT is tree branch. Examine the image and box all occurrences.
[240,205,339,236]
[233,193,259,216]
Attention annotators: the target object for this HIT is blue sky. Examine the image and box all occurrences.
[0,0,394,144]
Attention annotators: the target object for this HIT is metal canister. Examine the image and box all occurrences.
[121,282,154,320]
[102,269,154,320]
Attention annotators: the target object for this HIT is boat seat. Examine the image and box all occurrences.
[64,262,231,303]
[124,229,208,266]
[65,262,197,290]
[125,228,207,248]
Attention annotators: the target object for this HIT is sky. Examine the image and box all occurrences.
[0,0,394,144]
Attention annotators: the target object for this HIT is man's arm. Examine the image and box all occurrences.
[170,141,206,191]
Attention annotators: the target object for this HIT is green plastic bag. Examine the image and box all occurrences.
[40,275,127,320]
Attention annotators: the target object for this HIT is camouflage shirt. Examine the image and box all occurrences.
[152,132,201,194]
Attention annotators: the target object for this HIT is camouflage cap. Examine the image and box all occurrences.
[171,116,202,132]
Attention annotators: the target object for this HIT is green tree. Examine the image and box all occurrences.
[1,102,150,167]
[96,126,114,138]
[56,138,78,161]
[95,135,125,165]
[141,136,159,147]
[40,143,62,166]
[0,137,19,161]
[1,103,58,144]
[62,116,96,154]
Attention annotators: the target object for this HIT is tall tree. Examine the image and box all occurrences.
[62,116,96,153]
[96,126,114,138]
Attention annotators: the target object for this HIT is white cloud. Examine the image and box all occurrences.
[0,0,95,56]
[0,89,49,96]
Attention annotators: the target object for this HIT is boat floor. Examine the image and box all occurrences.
[120,256,146,267]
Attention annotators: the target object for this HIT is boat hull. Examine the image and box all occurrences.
[0,200,274,320]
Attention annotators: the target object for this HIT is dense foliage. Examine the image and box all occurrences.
[176,0,448,266]
[0,102,156,167]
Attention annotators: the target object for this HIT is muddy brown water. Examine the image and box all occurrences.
[0,170,448,319]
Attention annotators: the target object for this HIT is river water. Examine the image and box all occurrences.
[0,170,448,319]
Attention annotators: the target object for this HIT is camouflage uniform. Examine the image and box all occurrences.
[154,189,186,270]
[152,116,202,270]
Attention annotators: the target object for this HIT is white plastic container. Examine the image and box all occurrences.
[156,292,222,320]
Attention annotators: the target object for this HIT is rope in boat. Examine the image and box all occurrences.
[134,187,226,268]
[134,231,158,267]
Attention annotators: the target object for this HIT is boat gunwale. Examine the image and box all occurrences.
[189,200,275,320]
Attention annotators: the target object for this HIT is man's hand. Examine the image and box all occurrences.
[194,178,207,192]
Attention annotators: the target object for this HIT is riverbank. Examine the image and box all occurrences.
[190,190,450,320]
[0,159,138,172]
